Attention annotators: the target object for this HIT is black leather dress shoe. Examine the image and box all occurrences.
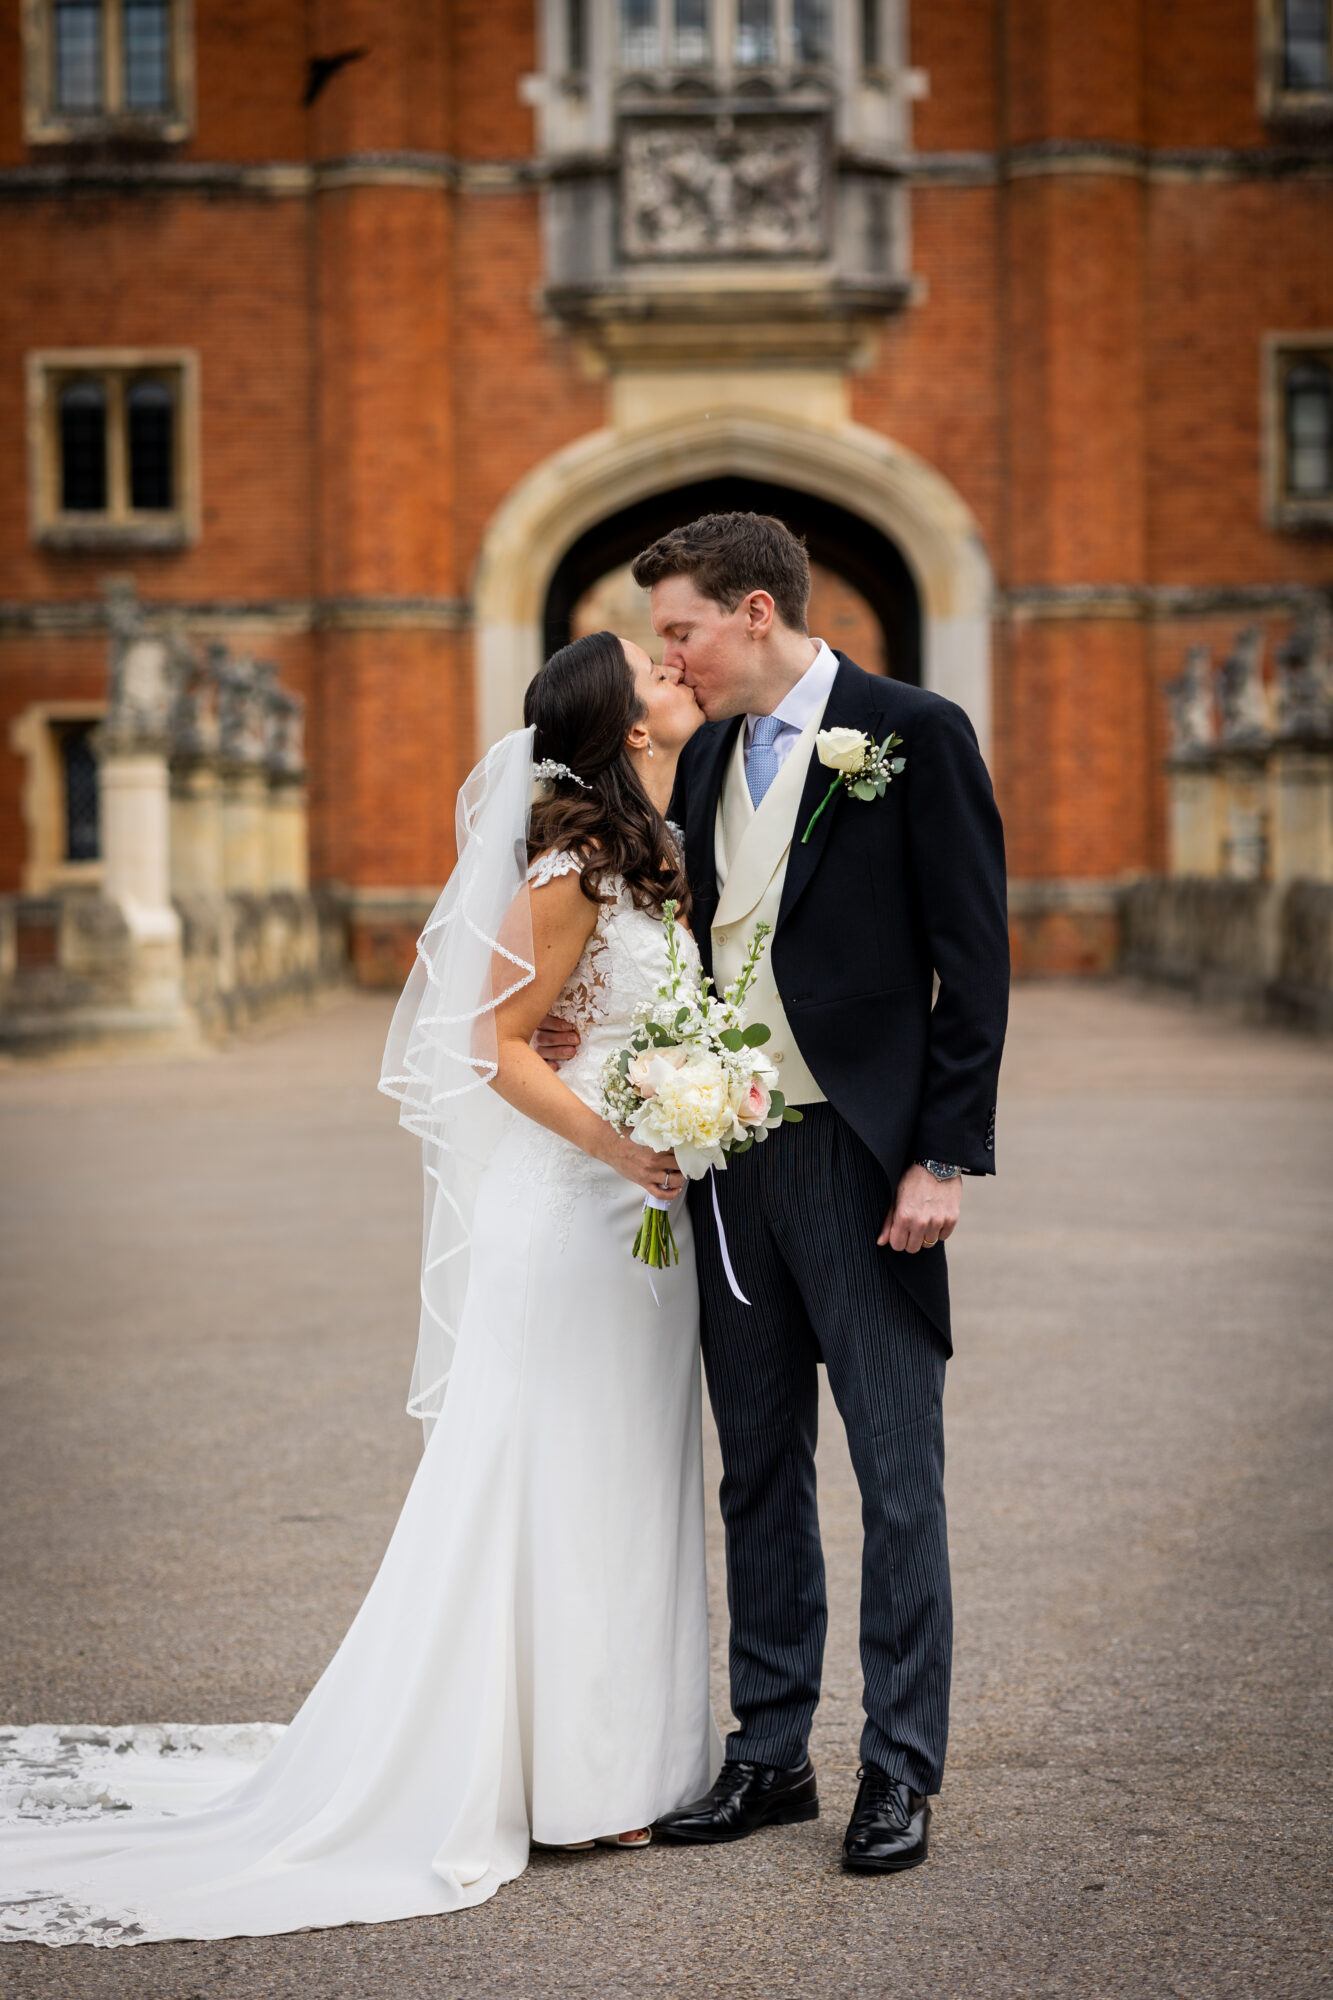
[653,1758,818,1844]
[841,1766,931,1873]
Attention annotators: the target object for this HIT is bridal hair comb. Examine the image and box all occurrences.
[532,758,591,792]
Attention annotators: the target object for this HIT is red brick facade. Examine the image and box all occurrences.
[2,1,1330,977]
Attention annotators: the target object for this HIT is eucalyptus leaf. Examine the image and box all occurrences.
[718,1027,745,1052]
[617,1050,630,1075]
[783,1107,804,1123]
[851,781,877,801]
[742,1023,770,1046]
[767,1090,786,1116]
[890,758,906,774]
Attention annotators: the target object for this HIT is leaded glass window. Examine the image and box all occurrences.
[123,0,171,111]
[1285,359,1333,496]
[793,0,830,64]
[735,0,776,66]
[620,0,658,68]
[860,0,880,69]
[1283,0,1332,88]
[127,377,174,510]
[59,380,107,512]
[674,0,708,67]
[565,0,588,72]
[62,725,100,862]
[53,0,102,111]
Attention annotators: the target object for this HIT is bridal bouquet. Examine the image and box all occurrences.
[600,904,803,1272]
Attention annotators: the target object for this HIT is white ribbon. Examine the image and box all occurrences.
[710,1168,751,1307]
[638,1179,750,1307]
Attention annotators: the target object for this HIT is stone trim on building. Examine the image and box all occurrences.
[4,145,1333,207]
[0,596,471,640]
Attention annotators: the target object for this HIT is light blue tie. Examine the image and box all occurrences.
[746,715,785,808]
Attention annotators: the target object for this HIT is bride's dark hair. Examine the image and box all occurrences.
[524,630,691,919]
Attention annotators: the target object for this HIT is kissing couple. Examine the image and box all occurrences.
[0,511,1009,1947]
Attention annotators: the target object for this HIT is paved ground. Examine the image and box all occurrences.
[0,983,1329,2000]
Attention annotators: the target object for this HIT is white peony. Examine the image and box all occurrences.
[631,1050,738,1177]
[816,726,871,774]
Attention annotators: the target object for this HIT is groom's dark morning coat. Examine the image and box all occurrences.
[672,653,1010,1352]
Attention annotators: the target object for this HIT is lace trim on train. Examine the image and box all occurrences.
[0,1724,287,1949]
[0,1723,283,1826]
[0,1893,147,1949]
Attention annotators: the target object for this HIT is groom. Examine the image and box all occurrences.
[544,512,1008,1873]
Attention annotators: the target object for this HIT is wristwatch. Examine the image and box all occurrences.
[916,1158,961,1181]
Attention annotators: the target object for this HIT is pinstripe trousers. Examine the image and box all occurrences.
[689,1103,951,1795]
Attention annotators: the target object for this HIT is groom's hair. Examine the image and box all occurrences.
[631,512,811,633]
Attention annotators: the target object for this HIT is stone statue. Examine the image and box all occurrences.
[216,650,271,766]
[1217,628,1270,750]
[1274,605,1333,740]
[265,683,306,779]
[1164,645,1216,757]
[165,619,218,762]
[100,577,175,754]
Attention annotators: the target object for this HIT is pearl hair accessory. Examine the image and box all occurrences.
[531,758,592,794]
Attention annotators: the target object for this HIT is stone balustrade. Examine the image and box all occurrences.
[0,579,342,1056]
[1126,608,1333,1031]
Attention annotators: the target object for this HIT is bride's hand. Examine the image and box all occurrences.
[594,1125,685,1198]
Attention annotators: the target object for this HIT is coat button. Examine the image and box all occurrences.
[717,931,729,945]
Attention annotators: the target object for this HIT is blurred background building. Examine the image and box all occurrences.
[1,0,1330,1032]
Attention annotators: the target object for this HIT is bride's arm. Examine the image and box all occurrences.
[490,871,682,1197]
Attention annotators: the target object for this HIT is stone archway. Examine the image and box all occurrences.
[473,406,993,759]
[545,477,922,684]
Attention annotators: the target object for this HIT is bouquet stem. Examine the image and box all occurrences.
[633,1193,680,1270]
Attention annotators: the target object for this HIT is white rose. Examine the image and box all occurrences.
[816,727,871,774]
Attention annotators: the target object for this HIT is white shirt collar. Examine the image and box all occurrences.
[747,639,840,740]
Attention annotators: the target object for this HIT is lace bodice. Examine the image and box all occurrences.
[526,848,700,1115]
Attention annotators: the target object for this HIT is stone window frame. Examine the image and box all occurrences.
[27,348,201,551]
[21,0,195,147]
[1257,0,1333,126]
[8,701,107,895]
[1263,333,1333,531]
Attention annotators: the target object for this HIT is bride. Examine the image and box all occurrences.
[0,630,719,1946]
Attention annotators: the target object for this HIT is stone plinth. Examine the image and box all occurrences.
[1270,743,1333,886]
[221,767,270,894]
[99,751,185,1011]
[1219,751,1269,882]
[170,761,226,897]
[266,779,309,894]
[1167,758,1225,878]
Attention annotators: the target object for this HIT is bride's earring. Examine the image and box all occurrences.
[647,739,654,757]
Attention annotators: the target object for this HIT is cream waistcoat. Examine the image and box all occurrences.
[712,701,829,1106]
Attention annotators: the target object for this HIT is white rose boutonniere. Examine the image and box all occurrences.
[801,727,906,843]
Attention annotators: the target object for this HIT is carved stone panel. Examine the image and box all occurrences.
[621,117,827,261]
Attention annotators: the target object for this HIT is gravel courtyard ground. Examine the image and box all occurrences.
[0,982,1328,2000]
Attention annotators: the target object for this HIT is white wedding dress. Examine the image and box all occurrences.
[0,854,719,1947]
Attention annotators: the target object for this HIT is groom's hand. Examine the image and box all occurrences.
[533,1013,581,1068]
[879,1164,962,1253]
